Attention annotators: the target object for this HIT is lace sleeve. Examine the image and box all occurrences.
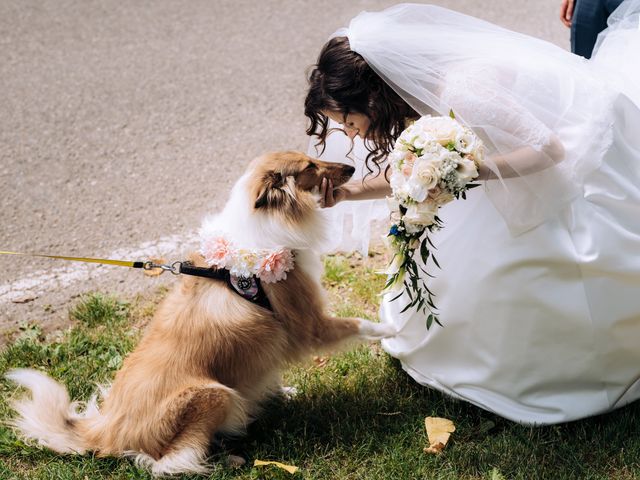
[440,66,554,154]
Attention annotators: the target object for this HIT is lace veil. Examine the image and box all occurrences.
[315,2,640,237]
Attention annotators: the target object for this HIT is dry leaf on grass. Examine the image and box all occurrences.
[253,459,299,474]
[424,416,455,454]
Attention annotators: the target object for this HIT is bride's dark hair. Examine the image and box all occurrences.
[305,36,418,177]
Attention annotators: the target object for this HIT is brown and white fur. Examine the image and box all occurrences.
[6,151,395,476]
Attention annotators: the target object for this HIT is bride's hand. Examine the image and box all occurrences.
[319,173,391,207]
[320,177,350,208]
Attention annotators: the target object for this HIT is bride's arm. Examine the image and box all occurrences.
[320,172,391,207]
[320,132,565,206]
[477,134,566,180]
[443,69,567,181]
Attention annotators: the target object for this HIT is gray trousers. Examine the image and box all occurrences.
[571,0,625,58]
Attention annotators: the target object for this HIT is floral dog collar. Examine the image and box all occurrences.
[199,233,295,284]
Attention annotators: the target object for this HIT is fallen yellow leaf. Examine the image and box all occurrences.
[424,417,455,455]
[253,459,299,474]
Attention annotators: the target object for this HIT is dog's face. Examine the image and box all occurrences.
[249,151,355,213]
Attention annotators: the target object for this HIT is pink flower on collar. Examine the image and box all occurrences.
[257,248,294,283]
[200,236,233,269]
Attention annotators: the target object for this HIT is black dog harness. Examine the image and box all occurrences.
[178,262,273,311]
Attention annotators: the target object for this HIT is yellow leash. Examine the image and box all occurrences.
[0,250,144,268]
[0,250,183,275]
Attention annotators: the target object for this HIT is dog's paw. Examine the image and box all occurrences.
[358,319,397,340]
[280,386,298,400]
[227,455,247,468]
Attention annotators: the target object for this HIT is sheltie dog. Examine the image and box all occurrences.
[6,151,395,476]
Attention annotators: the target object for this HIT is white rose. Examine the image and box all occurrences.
[471,143,486,165]
[386,195,400,213]
[404,200,438,228]
[388,150,405,168]
[399,123,423,146]
[421,140,444,156]
[405,122,424,140]
[412,159,440,190]
[454,129,479,154]
[395,184,412,204]
[390,171,412,204]
[395,140,410,152]
[406,177,429,203]
[390,171,406,191]
[419,116,459,145]
[412,133,431,150]
[456,157,479,184]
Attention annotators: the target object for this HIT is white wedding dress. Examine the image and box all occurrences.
[318,2,640,424]
[382,91,640,424]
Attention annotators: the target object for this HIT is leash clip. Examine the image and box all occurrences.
[142,260,182,275]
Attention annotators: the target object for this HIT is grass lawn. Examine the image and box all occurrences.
[1,253,640,480]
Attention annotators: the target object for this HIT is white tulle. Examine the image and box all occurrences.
[342,3,631,235]
[317,1,640,424]
[307,128,388,255]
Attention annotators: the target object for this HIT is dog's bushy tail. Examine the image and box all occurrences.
[6,368,99,454]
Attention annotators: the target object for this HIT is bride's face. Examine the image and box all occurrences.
[323,110,371,139]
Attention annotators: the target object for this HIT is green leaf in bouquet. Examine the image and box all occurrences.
[427,297,438,310]
[449,109,456,119]
[420,239,430,264]
[400,298,417,314]
[467,182,481,189]
[432,254,441,269]
[411,272,419,290]
[426,235,436,249]
[384,272,399,289]
[405,283,414,301]
[419,265,436,278]
[424,283,436,297]
[389,290,405,302]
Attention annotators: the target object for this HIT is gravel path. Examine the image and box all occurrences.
[0,0,568,345]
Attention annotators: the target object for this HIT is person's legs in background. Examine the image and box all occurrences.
[571,0,624,58]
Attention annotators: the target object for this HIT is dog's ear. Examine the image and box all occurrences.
[254,172,286,209]
[254,174,300,211]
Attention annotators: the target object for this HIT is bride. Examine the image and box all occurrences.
[304,1,640,424]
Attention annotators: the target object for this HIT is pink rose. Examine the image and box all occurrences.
[258,249,294,283]
[402,152,418,176]
[201,236,233,268]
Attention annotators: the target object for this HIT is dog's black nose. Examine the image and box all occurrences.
[345,165,356,176]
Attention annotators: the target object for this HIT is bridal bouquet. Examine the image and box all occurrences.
[383,112,484,328]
